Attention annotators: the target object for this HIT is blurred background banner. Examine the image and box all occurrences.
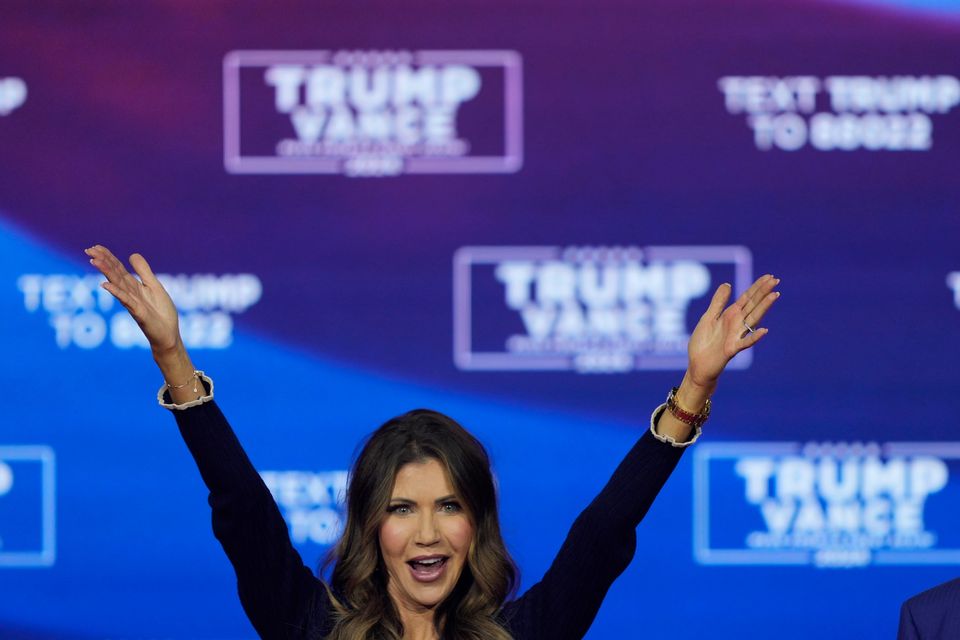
[2,1,959,638]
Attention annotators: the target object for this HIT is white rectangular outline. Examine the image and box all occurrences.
[452,245,753,371]
[223,50,523,175]
[0,446,56,567]
[693,442,960,566]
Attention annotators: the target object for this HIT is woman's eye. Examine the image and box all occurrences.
[440,502,462,513]
[388,504,412,515]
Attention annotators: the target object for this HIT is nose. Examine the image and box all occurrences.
[415,512,440,546]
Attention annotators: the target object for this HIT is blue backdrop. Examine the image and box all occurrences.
[2,1,960,638]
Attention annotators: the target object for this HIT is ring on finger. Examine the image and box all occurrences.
[743,320,756,334]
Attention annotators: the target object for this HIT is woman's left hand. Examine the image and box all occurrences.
[686,274,780,390]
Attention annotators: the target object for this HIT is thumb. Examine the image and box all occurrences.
[129,253,161,287]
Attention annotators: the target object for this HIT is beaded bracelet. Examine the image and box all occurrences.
[666,386,711,429]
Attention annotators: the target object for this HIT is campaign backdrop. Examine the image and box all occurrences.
[2,1,960,638]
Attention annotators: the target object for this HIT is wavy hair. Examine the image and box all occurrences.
[321,409,518,640]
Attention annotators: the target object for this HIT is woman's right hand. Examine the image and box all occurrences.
[85,245,182,355]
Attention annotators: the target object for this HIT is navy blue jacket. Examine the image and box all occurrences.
[898,578,960,640]
[172,398,686,639]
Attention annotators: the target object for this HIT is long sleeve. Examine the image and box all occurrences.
[172,398,330,639]
[501,423,686,640]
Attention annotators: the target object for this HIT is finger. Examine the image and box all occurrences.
[88,245,133,285]
[743,276,780,318]
[735,274,773,310]
[704,283,732,320]
[737,327,769,350]
[86,250,110,278]
[85,244,113,259]
[101,281,138,313]
[86,244,123,269]
[106,249,138,283]
[129,253,160,287]
[744,290,781,328]
[86,249,123,283]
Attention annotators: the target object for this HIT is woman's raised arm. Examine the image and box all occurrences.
[503,275,780,640]
[85,245,324,638]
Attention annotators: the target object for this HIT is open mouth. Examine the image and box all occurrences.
[407,556,448,582]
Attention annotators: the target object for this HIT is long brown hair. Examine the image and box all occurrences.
[321,409,518,640]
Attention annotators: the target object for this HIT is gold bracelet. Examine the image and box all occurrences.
[165,370,200,395]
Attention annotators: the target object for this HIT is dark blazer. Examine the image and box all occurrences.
[898,578,960,640]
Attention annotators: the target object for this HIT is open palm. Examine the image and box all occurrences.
[85,245,181,354]
[687,274,780,388]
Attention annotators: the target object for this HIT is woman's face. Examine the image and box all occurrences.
[379,458,474,614]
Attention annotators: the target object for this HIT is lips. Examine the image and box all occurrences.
[407,555,448,583]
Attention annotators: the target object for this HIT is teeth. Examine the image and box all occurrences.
[415,558,442,566]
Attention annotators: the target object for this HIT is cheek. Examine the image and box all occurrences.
[379,521,409,560]
[445,517,475,553]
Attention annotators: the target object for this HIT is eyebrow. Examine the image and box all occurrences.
[389,494,458,504]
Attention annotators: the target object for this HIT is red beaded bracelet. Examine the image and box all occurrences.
[666,386,711,429]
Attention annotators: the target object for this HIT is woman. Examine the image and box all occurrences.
[85,245,779,640]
